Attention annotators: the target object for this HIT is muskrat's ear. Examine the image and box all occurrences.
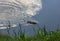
[27,20,38,24]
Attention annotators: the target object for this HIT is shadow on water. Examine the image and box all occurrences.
[33,0,60,31]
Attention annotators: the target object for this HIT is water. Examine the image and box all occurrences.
[0,0,60,36]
